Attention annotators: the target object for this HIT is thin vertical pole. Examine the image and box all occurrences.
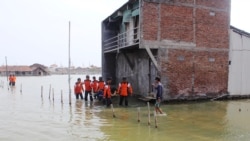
[147,102,151,125]
[49,84,51,100]
[20,83,22,94]
[61,90,63,104]
[5,56,8,81]
[68,21,72,105]
[41,86,43,99]
[5,56,9,90]
[52,88,54,102]
[137,107,140,122]
[154,111,158,128]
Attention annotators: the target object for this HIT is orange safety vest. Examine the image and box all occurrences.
[103,85,111,98]
[74,82,83,94]
[97,81,105,91]
[12,76,16,82]
[84,80,92,91]
[117,82,133,96]
[91,80,98,93]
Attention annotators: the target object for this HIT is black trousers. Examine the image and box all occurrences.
[119,96,128,106]
[85,91,93,101]
[105,98,112,107]
[76,93,83,100]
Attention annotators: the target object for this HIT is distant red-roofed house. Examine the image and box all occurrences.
[0,66,32,76]
[0,64,50,76]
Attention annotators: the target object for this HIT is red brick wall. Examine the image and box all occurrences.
[161,49,193,96]
[142,2,158,40]
[160,5,194,42]
[194,51,228,94]
[196,9,229,48]
[196,0,230,9]
[161,49,228,97]
[141,1,230,98]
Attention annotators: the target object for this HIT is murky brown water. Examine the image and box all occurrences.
[0,75,250,141]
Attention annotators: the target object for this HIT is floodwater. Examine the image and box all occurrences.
[0,75,250,141]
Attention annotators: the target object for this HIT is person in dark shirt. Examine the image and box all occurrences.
[153,77,163,114]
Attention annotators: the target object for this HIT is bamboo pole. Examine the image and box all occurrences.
[147,102,151,125]
[68,21,72,105]
[41,86,43,99]
[154,111,158,128]
[20,83,22,94]
[49,84,51,100]
[137,107,140,122]
[61,90,63,104]
[5,56,9,91]
[52,88,54,102]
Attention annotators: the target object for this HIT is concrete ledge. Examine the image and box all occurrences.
[137,93,250,104]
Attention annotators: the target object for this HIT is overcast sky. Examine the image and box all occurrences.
[0,0,249,67]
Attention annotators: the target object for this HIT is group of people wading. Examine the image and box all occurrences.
[74,75,133,107]
[74,75,163,114]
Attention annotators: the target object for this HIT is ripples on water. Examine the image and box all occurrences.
[0,75,250,141]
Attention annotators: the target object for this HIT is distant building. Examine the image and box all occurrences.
[30,63,50,76]
[101,0,230,100]
[0,66,33,76]
[0,64,50,76]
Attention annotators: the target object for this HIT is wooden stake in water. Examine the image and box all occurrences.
[41,86,43,99]
[68,21,72,105]
[5,56,9,91]
[20,83,22,94]
[137,107,141,122]
[52,88,54,102]
[111,104,116,118]
[69,89,72,105]
[147,102,151,125]
[49,84,51,100]
[61,90,63,104]
[154,111,158,128]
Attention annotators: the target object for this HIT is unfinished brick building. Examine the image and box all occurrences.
[101,0,230,100]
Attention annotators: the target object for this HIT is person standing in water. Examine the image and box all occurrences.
[153,77,163,114]
[103,77,112,107]
[12,74,16,86]
[117,77,133,106]
[74,78,84,100]
[83,75,93,101]
[96,77,105,101]
[91,76,98,99]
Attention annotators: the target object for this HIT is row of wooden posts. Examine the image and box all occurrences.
[1,82,160,128]
[40,85,65,104]
[41,84,160,128]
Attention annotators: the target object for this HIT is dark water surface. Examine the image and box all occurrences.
[0,75,250,141]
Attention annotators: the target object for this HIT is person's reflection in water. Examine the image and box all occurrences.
[84,101,93,126]
[74,100,83,125]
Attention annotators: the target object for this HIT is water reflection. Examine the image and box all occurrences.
[1,76,250,141]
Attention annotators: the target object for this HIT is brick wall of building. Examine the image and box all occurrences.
[142,2,158,40]
[160,4,194,42]
[142,0,230,99]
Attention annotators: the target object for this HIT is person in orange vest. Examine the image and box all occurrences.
[8,74,13,86]
[12,74,16,86]
[117,77,133,106]
[96,77,105,101]
[83,75,93,101]
[74,78,84,100]
[91,76,98,99]
[103,77,112,107]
